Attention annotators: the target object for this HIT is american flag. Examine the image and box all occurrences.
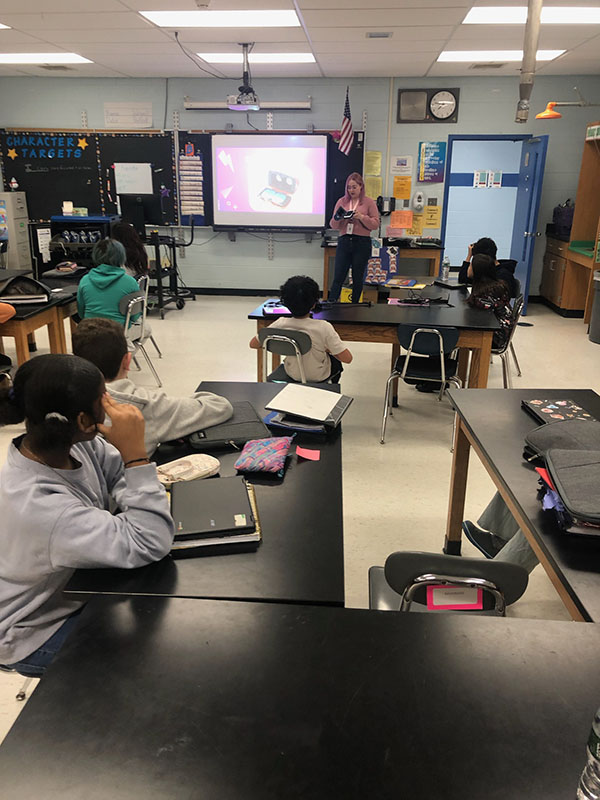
[338,86,353,156]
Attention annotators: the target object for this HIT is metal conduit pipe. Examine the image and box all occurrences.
[515,0,543,123]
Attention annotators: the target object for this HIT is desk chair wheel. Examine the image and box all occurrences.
[176,299,185,310]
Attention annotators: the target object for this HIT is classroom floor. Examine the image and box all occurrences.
[1,295,598,741]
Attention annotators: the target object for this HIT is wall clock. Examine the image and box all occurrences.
[397,88,460,124]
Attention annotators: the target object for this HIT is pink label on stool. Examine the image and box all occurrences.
[426,585,483,610]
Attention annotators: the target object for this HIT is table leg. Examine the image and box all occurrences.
[457,348,469,387]
[444,417,471,555]
[13,327,30,365]
[53,309,68,353]
[27,332,37,352]
[391,342,400,406]
[430,252,441,277]
[0,338,5,355]
[323,248,331,300]
[467,332,492,388]
[47,317,64,354]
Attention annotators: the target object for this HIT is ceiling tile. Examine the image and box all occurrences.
[36,29,171,44]
[177,28,308,43]
[0,0,127,11]
[0,12,153,30]
[0,30,51,45]
[313,39,448,53]
[302,8,467,27]
[299,0,471,6]
[309,25,455,41]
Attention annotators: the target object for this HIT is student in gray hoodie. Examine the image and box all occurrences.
[72,318,234,456]
[0,355,174,676]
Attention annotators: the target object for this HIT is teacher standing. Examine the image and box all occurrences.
[329,173,379,303]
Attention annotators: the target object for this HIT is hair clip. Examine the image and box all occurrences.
[45,412,69,423]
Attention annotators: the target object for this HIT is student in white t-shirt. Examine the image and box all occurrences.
[250,275,353,383]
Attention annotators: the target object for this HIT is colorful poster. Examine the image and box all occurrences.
[0,199,7,242]
[390,209,413,228]
[417,141,446,183]
[393,175,412,200]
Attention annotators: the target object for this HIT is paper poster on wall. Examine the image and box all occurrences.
[104,102,153,129]
[393,175,412,200]
[390,155,412,176]
[406,214,424,236]
[36,227,51,262]
[424,205,441,228]
[364,150,382,176]
[417,141,446,183]
[390,209,413,228]
[0,199,7,242]
[113,162,153,195]
[364,175,382,200]
[488,171,502,188]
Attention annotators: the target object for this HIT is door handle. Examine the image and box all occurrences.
[523,231,541,237]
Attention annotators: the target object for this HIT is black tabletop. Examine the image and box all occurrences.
[249,295,500,331]
[449,388,600,621]
[1,596,599,799]
[10,293,64,320]
[65,382,344,606]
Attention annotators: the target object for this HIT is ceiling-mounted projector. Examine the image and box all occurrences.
[228,43,259,111]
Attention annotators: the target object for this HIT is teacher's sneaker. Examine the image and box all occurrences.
[462,521,505,559]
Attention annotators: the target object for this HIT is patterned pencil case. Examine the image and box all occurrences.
[233,436,294,477]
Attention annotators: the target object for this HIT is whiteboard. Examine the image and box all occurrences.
[114,162,153,195]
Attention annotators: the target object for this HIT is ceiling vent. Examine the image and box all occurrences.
[366,32,392,39]
[39,65,73,71]
[469,62,506,70]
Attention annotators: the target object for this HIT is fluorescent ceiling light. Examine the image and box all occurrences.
[463,7,600,24]
[438,50,565,62]
[140,10,300,27]
[0,23,11,29]
[198,52,315,64]
[0,53,92,64]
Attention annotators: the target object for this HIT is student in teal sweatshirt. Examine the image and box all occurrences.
[77,238,141,327]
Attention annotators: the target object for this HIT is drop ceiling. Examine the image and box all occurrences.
[0,0,598,78]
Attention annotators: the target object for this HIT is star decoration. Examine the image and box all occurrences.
[7,148,17,160]
[77,137,88,150]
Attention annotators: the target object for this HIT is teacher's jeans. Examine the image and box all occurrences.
[329,234,371,304]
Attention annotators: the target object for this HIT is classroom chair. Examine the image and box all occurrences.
[368,551,529,617]
[0,665,35,701]
[380,324,461,444]
[492,293,525,389]
[258,328,312,383]
[119,279,162,387]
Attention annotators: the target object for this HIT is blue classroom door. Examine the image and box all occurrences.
[509,136,549,312]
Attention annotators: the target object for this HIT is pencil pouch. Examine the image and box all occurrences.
[156,453,220,487]
[523,419,600,464]
[234,435,294,477]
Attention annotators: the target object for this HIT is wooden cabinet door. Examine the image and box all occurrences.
[541,253,566,305]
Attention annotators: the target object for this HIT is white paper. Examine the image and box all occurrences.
[114,162,153,195]
[266,384,340,422]
[104,102,153,129]
[391,155,413,176]
[36,227,51,263]
[430,586,479,606]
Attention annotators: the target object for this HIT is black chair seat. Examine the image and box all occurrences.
[393,354,458,381]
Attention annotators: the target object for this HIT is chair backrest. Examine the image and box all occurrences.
[118,290,146,338]
[396,324,459,355]
[493,293,524,355]
[384,551,529,615]
[258,328,313,383]
[513,277,522,298]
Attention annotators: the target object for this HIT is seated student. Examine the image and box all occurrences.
[466,253,513,350]
[111,221,149,277]
[77,238,142,328]
[463,493,538,573]
[72,317,233,456]
[458,237,518,298]
[0,355,174,676]
[249,275,353,383]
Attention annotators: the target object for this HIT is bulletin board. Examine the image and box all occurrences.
[97,132,177,224]
[325,131,365,226]
[0,131,101,222]
[177,132,213,227]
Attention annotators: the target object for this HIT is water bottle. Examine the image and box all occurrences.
[577,707,600,799]
[441,255,450,282]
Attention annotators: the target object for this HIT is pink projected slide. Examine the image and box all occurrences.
[214,146,326,215]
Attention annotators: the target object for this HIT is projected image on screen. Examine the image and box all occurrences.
[212,134,327,229]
